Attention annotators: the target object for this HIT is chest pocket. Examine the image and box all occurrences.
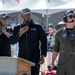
[27,28,38,46]
[28,28,38,39]
[59,33,67,43]
[68,33,75,46]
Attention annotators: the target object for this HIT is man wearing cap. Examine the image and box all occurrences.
[0,13,12,56]
[11,8,47,75]
[50,10,75,75]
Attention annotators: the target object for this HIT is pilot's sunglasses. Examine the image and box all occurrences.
[68,15,75,19]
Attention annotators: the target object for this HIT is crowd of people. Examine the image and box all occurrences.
[47,26,57,52]
[0,8,75,75]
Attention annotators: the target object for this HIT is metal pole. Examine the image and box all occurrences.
[46,9,48,30]
[2,0,4,4]
[48,0,50,3]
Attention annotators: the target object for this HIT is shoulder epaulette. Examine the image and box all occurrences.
[57,27,66,32]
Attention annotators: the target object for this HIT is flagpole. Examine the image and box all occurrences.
[48,0,50,3]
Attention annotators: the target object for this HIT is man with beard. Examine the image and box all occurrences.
[11,8,47,75]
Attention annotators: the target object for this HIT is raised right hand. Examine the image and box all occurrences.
[19,25,29,37]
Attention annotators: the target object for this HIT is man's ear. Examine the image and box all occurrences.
[21,14,23,18]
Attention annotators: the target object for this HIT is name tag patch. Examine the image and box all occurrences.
[31,28,36,31]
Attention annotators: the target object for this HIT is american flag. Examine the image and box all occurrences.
[15,0,20,3]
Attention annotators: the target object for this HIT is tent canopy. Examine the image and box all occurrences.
[0,0,72,15]
[52,0,75,9]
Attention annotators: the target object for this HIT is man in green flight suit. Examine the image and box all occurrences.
[51,10,75,75]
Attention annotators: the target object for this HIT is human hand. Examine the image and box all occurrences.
[19,25,29,37]
[2,27,11,38]
[38,55,44,64]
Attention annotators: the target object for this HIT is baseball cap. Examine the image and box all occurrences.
[65,10,75,16]
[21,8,31,15]
[48,23,53,27]
[0,13,9,20]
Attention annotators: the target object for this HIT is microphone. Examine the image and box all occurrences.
[26,21,30,26]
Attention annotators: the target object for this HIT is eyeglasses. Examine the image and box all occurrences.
[68,15,75,19]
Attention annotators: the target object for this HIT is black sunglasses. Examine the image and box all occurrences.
[68,15,75,19]
[2,18,8,20]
